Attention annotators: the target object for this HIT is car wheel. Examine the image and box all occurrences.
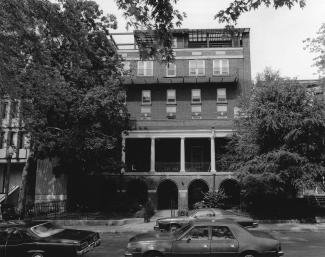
[32,253,44,257]
[240,252,256,257]
[146,251,162,257]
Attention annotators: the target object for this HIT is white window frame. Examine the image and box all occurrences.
[166,89,176,104]
[216,105,228,118]
[166,63,177,77]
[213,59,229,76]
[137,61,153,76]
[142,90,151,105]
[217,88,227,103]
[191,89,201,104]
[189,60,205,76]
[141,106,151,119]
[172,38,177,48]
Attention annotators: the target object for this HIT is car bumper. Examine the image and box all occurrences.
[76,239,101,255]
[278,251,284,256]
[124,251,142,257]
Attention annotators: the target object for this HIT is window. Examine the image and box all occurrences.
[11,101,19,118]
[166,63,176,77]
[137,61,153,76]
[217,88,227,103]
[142,90,151,104]
[212,226,234,240]
[141,106,151,119]
[8,131,17,147]
[183,226,209,241]
[191,89,201,103]
[167,89,176,104]
[172,38,177,48]
[213,59,229,75]
[193,209,215,218]
[166,106,176,119]
[217,105,227,118]
[189,60,205,76]
[18,132,27,149]
[1,102,8,119]
[0,132,5,149]
[191,105,202,119]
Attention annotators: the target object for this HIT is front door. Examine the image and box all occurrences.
[210,226,239,257]
[171,226,210,257]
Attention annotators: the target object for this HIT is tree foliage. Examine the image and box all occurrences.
[0,0,129,212]
[223,68,325,208]
[304,23,325,76]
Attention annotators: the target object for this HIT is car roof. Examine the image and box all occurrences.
[189,218,238,226]
[0,220,50,229]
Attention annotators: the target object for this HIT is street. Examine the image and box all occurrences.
[87,230,325,257]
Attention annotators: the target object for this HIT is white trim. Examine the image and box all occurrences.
[118,47,243,53]
[123,129,233,139]
[166,63,177,77]
[123,55,243,61]
[119,172,234,176]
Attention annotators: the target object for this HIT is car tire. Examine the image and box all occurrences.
[145,251,162,257]
[240,252,257,257]
[31,253,44,257]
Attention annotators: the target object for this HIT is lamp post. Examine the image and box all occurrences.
[4,145,14,204]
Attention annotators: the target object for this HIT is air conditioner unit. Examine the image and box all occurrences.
[192,112,202,119]
[167,113,176,119]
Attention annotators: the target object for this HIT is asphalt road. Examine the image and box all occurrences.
[87,230,325,257]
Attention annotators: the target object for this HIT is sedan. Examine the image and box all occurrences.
[0,220,100,257]
[126,219,284,257]
[155,208,258,232]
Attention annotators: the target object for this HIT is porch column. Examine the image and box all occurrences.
[121,137,126,173]
[150,137,155,172]
[210,137,216,172]
[180,137,185,172]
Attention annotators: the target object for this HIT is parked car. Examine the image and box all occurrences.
[154,208,258,231]
[0,220,100,257]
[126,219,284,257]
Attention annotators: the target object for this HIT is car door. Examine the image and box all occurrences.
[171,225,210,257]
[210,226,239,257]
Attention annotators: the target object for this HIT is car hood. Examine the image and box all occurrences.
[47,229,96,242]
[157,216,191,223]
[130,231,175,242]
[249,230,275,240]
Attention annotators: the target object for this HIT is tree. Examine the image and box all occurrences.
[0,0,129,215]
[223,68,325,210]
[304,23,325,76]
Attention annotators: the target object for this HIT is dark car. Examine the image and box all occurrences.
[126,219,284,257]
[154,208,258,231]
[0,220,100,257]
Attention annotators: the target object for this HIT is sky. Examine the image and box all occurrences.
[96,0,325,80]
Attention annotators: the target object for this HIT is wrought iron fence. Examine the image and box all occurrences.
[24,200,67,218]
[185,162,210,172]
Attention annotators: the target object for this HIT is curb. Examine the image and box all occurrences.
[51,218,143,226]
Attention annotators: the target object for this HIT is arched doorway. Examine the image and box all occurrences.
[188,179,209,209]
[219,179,240,207]
[126,179,148,206]
[157,180,178,210]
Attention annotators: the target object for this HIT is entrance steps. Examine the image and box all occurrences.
[153,209,178,219]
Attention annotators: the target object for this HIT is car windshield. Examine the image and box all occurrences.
[173,224,191,238]
[30,222,64,238]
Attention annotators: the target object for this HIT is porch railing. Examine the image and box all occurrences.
[156,162,180,172]
[186,162,210,172]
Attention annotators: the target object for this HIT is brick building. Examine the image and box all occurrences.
[109,28,252,210]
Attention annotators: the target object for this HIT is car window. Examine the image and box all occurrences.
[7,230,24,244]
[183,226,209,240]
[194,210,215,218]
[212,226,235,240]
[31,222,64,238]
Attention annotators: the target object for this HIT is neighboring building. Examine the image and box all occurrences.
[0,99,28,204]
[110,28,252,210]
[0,99,67,206]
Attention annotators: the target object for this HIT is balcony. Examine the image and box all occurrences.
[156,162,180,172]
[186,162,210,172]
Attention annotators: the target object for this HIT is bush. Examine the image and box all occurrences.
[193,191,228,209]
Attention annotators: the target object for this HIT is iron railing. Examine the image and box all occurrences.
[24,200,67,218]
[156,162,180,172]
[185,162,210,172]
